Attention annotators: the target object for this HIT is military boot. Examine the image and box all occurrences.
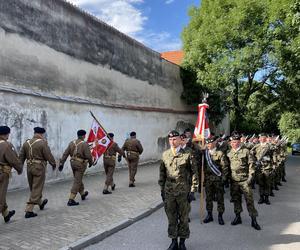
[25,211,38,219]
[39,199,48,210]
[258,195,264,204]
[167,238,178,250]
[179,238,186,250]
[103,189,112,195]
[112,184,116,191]
[251,216,261,230]
[231,213,242,225]
[264,196,271,205]
[203,212,213,223]
[4,210,15,223]
[270,190,275,197]
[129,183,135,187]
[282,176,287,182]
[81,191,89,200]
[274,185,279,191]
[277,182,282,186]
[218,212,225,225]
[67,199,79,206]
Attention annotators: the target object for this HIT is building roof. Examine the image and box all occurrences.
[160,50,184,65]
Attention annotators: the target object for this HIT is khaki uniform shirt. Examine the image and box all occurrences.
[122,138,143,159]
[0,137,22,174]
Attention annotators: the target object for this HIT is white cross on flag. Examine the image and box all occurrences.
[87,119,112,161]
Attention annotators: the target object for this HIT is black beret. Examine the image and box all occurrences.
[77,129,86,136]
[180,133,187,139]
[184,128,191,133]
[34,127,46,134]
[168,130,180,138]
[108,133,114,138]
[230,134,241,141]
[206,136,217,144]
[130,131,136,137]
[0,126,10,135]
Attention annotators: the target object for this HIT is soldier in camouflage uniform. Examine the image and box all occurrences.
[19,127,57,218]
[59,130,93,206]
[122,131,143,187]
[159,130,198,250]
[102,133,125,194]
[0,126,23,223]
[251,133,276,205]
[227,134,261,230]
[203,136,229,225]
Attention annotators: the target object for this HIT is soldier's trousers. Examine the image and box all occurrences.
[280,162,286,179]
[231,180,258,217]
[26,163,46,212]
[128,159,139,184]
[275,166,282,184]
[205,180,225,213]
[0,172,9,217]
[257,171,272,196]
[104,162,115,187]
[164,192,190,239]
[70,162,87,197]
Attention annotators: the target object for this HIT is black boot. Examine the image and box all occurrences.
[112,184,116,191]
[274,185,279,191]
[218,213,225,225]
[39,199,48,210]
[203,212,213,223]
[81,191,89,200]
[231,213,242,225]
[103,189,112,195]
[25,211,38,219]
[4,210,15,223]
[282,176,287,182]
[270,190,275,197]
[277,182,282,186]
[251,216,261,230]
[167,238,178,250]
[67,199,79,206]
[264,196,271,205]
[179,238,186,250]
[258,195,264,204]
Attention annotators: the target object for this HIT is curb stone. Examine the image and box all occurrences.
[60,201,163,250]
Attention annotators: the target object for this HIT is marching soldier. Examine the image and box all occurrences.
[203,136,229,225]
[0,126,23,223]
[251,133,276,205]
[102,133,125,194]
[122,131,143,187]
[59,130,93,206]
[227,134,261,230]
[19,127,56,218]
[159,130,198,250]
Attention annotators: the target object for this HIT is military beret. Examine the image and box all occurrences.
[34,127,46,134]
[230,134,241,141]
[108,133,114,138]
[206,136,217,144]
[168,130,180,138]
[77,129,86,136]
[180,133,187,139]
[259,133,267,137]
[130,131,136,137]
[0,126,10,135]
[184,128,191,133]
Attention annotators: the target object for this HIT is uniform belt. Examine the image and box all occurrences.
[0,165,12,174]
[128,151,139,155]
[27,159,45,164]
[104,155,116,160]
[167,178,177,183]
[71,157,88,163]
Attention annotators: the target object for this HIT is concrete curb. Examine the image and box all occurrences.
[60,201,163,250]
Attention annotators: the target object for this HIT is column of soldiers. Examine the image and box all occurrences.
[0,125,143,222]
[159,129,288,250]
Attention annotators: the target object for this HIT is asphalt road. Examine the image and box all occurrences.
[86,156,300,250]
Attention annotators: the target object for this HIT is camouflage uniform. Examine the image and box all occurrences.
[0,137,23,221]
[19,135,56,213]
[251,143,276,197]
[204,148,229,214]
[159,147,198,239]
[227,147,258,217]
[122,138,143,185]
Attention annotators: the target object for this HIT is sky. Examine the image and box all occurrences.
[68,0,201,52]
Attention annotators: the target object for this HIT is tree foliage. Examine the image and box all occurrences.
[182,0,300,131]
[278,112,300,143]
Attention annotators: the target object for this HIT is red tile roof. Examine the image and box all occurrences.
[161,50,184,65]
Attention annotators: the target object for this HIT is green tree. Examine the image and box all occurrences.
[278,112,300,143]
[182,0,299,130]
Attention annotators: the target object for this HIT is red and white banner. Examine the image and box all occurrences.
[87,119,112,161]
[193,102,211,140]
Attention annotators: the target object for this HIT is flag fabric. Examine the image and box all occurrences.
[193,102,211,140]
[87,119,112,161]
